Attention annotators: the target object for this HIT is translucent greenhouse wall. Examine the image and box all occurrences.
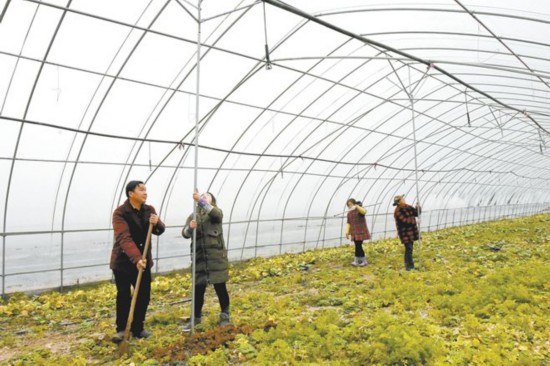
[1,0,550,295]
[2,203,549,294]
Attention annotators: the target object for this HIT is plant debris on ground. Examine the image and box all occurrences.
[1,214,549,365]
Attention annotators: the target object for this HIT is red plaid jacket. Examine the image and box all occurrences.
[347,208,371,241]
[394,203,419,244]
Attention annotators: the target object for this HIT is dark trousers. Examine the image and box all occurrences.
[404,242,415,270]
[354,240,365,257]
[194,282,230,318]
[113,268,151,335]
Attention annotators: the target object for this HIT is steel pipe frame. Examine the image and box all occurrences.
[4,0,257,280]
[1,24,548,163]
[3,47,549,123]
[1,0,550,292]
[4,111,544,178]
[258,43,548,246]
[223,68,544,254]
[1,0,174,293]
[5,26,548,254]
[358,105,539,238]
[296,69,548,243]
[1,202,545,295]
[243,81,544,252]
[2,0,74,296]
[113,4,256,272]
[15,0,548,140]
[273,55,550,84]
[454,0,550,91]
[338,93,548,240]
[0,0,12,23]
[1,83,548,226]
[263,0,550,133]
[251,1,550,246]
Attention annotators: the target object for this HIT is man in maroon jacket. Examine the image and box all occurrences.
[110,180,165,343]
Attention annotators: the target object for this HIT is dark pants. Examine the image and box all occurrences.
[354,240,365,257]
[404,242,415,270]
[194,282,230,318]
[113,268,151,335]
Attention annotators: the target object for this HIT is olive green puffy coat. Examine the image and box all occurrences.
[182,207,229,285]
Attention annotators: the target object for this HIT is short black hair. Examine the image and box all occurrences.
[347,198,362,206]
[125,180,144,198]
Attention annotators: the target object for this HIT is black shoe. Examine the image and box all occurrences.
[111,331,125,344]
[132,330,152,339]
[219,312,231,327]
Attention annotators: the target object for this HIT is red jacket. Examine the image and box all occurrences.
[347,208,371,241]
[110,199,165,272]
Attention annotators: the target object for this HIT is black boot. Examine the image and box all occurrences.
[405,243,415,270]
[219,312,231,326]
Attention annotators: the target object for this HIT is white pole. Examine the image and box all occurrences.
[191,0,202,335]
[410,92,422,269]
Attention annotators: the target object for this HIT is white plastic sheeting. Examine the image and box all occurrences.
[1,0,549,293]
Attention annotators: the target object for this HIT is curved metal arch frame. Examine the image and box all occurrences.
[3,2,544,294]
[325,89,543,243]
[2,0,74,296]
[155,15,550,256]
[234,59,548,254]
[112,2,258,270]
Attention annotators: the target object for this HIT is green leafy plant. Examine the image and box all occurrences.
[1,214,549,365]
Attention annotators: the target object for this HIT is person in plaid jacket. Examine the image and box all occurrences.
[345,198,371,266]
[393,195,421,271]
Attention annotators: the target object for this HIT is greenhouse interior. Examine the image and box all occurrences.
[0,0,549,364]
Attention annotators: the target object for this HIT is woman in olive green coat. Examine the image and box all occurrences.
[182,191,230,331]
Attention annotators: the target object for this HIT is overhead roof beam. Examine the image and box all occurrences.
[262,0,550,135]
[0,0,11,23]
[454,0,550,92]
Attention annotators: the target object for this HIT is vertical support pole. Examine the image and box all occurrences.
[383,210,389,239]
[1,234,5,298]
[61,232,64,291]
[453,207,457,226]
[190,1,202,335]
[427,208,432,231]
[410,94,422,269]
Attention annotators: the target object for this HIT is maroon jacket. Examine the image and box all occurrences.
[347,208,371,241]
[110,199,165,272]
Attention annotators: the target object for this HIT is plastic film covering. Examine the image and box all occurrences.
[0,0,549,294]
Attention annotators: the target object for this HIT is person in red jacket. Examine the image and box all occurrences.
[345,198,371,266]
[110,180,165,343]
[393,195,421,271]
